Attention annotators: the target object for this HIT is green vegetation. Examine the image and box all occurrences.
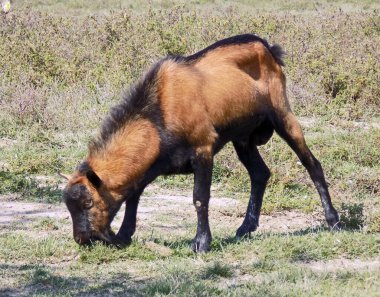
[0,0,379,296]
[0,0,379,209]
[1,225,379,296]
[340,203,365,230]
[201,261,234,279]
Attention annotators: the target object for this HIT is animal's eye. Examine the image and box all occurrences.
[83,199,94,209]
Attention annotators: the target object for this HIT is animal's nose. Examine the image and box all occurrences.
[74,232,90,245]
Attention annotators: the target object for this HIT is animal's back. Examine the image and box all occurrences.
[156,37,285,147]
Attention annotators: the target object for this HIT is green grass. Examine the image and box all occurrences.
[1,226,379,296]
[1,261,378,296]
[201,261,234,279]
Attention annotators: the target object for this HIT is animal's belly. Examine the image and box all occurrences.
[251,119,274,145]
[213,114,273,151]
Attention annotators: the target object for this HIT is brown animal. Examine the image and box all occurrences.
[62,34,340,252]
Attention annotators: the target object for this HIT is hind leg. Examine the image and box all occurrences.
[272,111,340,229]
[233,140,271,237]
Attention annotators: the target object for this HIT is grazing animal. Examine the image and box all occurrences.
[62,34,340,252]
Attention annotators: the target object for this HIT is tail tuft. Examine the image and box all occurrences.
[269,44,286,66]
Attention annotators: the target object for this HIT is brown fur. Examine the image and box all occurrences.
[88,118,161,194]
[157,42,282,149]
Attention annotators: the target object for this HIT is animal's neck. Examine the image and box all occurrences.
[87,119,160,194]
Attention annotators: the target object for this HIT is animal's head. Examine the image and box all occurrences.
[60,163,122,246]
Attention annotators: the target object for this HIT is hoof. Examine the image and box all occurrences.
[114,233,132,248]
[191,234,211,253]
[236,223,257,238]
[326,212,341,230]
[329,220,342,231]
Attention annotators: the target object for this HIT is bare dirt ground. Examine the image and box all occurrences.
[2,188,379,274]
[0,193,324,237]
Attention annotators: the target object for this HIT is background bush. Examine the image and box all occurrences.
[0,1,379,217]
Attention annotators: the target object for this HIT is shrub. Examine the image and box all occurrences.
[340,203,365,230]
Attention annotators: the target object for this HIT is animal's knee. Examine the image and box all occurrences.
[253,166,271,184]
[262,166,271,181]
[194,200,203,209]
[299,150,321,169]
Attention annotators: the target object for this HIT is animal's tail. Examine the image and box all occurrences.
[268,43,286,67]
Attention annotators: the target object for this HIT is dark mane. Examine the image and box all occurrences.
[89,59,165,154]
[185,34,285,66]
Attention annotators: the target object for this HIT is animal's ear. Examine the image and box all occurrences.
[86,169,102,189]
[59,173,72,180]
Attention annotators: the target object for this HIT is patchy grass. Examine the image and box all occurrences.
[1,196,379,295]
[1,219,379,296]
[201,261,234,279]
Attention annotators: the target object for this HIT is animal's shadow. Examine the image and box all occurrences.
[131,224,334,253]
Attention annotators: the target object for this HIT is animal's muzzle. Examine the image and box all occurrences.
[74,232,92,245]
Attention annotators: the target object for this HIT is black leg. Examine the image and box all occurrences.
[233,140,271,237]
[116,188,144,244]
[191,152,213,253]
[272,112,340,229]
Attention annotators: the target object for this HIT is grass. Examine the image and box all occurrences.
[1,223,379,296]
[0,0,379,296]
[201,261,234,279]
[1,262,378,296]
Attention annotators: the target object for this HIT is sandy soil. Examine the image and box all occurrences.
[0,194,324,235]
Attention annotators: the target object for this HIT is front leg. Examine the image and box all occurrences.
[116,188,144,245]
[191,149,213,253]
